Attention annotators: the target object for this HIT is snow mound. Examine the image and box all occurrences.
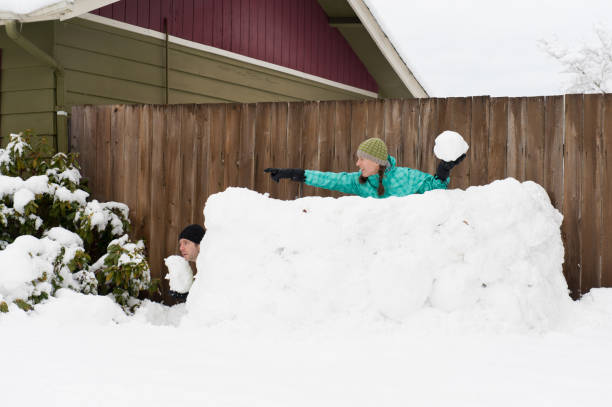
[187,179,570,332]
[434,130,469,161]
[0,235,54,301]
[164,255,194,293]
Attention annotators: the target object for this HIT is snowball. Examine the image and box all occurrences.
[187,180,570,332]
[165,255,194,293]
[12,188,35,214]
[433,130,469,161]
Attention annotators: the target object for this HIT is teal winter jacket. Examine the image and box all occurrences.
[304,156,448,198]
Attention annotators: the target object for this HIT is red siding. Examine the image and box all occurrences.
[93,0,378,93]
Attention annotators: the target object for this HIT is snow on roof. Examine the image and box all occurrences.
[0,0,118,23]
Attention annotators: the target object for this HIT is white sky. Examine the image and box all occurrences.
[0,0,63,14]
[366,0,612,97]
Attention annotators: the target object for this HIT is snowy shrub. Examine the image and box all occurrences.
[0,132,158,313]
[91,235,158,312]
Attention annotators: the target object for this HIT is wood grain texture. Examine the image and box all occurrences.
[71,96,612,297]
[602,94,612,287]
[562,94,583,298]
[544,96,564,210]
[581,94,603,294]
[488,97,508,181]
[470,96,489,186]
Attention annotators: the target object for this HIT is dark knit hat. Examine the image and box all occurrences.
[178,224,205,244]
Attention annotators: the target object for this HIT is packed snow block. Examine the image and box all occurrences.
[187,179,571,330]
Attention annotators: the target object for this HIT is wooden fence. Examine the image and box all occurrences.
[71,95,612,300]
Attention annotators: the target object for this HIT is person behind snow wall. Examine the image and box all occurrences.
[169,224,205,302]
[264,137,466,198]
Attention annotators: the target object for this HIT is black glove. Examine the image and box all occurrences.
[435,153,466,181]
[169,290,188,303]
[264,168,306,183]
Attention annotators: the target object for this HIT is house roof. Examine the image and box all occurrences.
[0,0,117,23]
[317,0,428,98]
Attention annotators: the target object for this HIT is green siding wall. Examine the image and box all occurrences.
[57,18,372,108]
[0,22,56,147]
[2,17,374,151]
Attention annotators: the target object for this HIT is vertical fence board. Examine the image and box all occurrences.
[333,101,351,198]
[470,96,489,186]
[603,95,612,287]
[350,100,368,159]
[488,97,508,181]
[524,97,546,185]
[180,105,197,228]
[94,106,112,203]
[267,103,281,199]
[164,105,183,279]
[110,106,126,203]
[124,105,140,236]
[149,106,167,287]
[317,100,335,197]
[271,103,289,199]
[384,99,402,164]
[581,94,604,293]
[238,103,255,190]
[197,105,211,223]
[366,99,384,140]
[563,94,583,298]
[81,107,97,189]
[507,98,526,181]
[445,97,471,189]
[135,105,152,245]
[544,96,565,210]
[188,104,205,225]
[70,106,83,158]
[224,103,241,191]
[419,98,439,175]
[302,101,319,197]
[254,103,272,194]
[287,102,303,199]
[209,104,226,196]
[401,99,420,169]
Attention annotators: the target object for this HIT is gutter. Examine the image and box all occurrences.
[5,20,68,152]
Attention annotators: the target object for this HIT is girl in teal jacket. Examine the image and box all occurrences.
[265,137,465,199]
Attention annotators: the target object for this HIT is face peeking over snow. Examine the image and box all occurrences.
[179,239,200,262]
[356,157,380,177]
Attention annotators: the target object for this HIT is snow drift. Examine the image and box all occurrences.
[187,178,571,331]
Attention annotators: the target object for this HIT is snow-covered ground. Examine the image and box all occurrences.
[2,180,612,406]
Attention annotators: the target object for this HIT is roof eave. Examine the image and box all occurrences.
[346,0,428,98]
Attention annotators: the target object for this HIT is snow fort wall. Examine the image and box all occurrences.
[187,179,571,331]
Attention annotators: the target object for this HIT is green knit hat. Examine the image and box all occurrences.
[357,137,389,167]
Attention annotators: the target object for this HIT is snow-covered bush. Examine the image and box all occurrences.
[91,235,157,312]
[0,132,157,313]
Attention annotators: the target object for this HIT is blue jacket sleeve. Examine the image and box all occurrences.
[304,170,361,195]
[416,174,449,193]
